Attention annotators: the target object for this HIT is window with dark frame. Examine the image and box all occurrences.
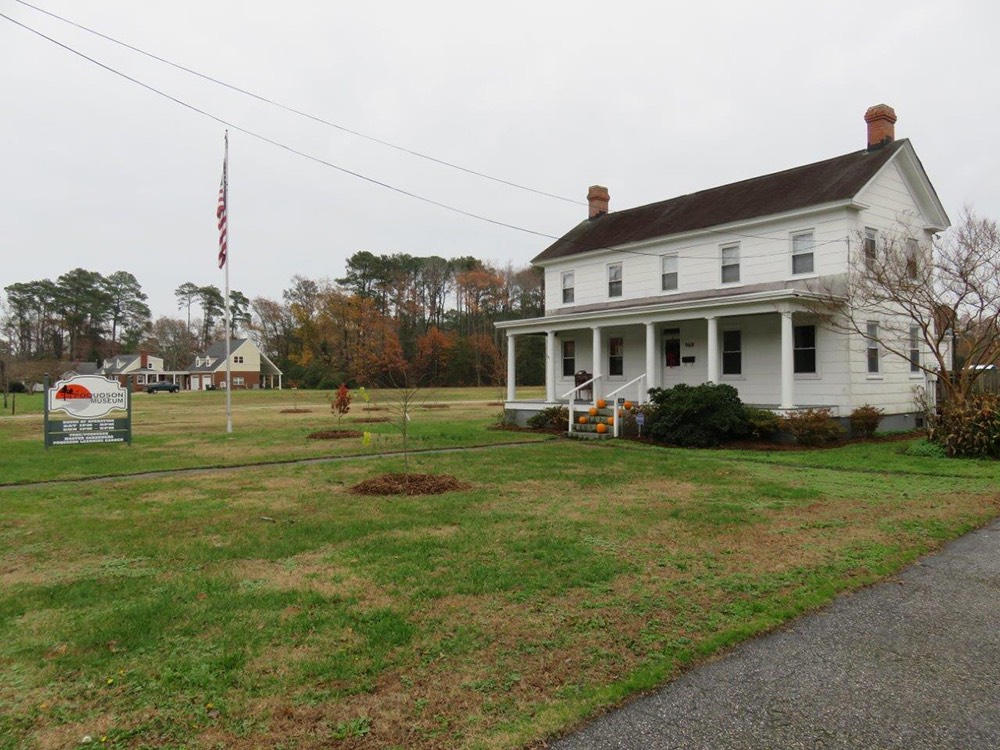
[866,322,880,373]
[721,244,740,283]
[905,238,919,280]
[661,254,678,291]
[609,336,624,376]
[909,325,920,373]
[561,271,575,304]
[864,228,877,271]
[608,263,623,297]
[664,328,681,368]
[722,330,742,375]
[792,230,815,274]
[793,324,816,374]
[562,340,575,377]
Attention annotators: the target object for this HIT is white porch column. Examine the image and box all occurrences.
[506,332,517,402]
[591,326,602,403]
[706,316,719,383]
[545,331,557,403]
[645,322,657,394]
[780,310,795,409]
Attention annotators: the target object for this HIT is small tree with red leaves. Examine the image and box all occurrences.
[332,382,352,427]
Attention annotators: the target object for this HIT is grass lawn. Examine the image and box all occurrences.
[1,391,998,749]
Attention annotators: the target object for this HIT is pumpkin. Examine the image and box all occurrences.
[624,401,633,410]
[606,416,615,425]
[596,423,607,434]
[588,407,598,417]
[596,399,607,409]
[578,416,589,424]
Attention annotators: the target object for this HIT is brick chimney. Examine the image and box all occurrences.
[864,104,897,150]
[587,185,609,219]
[140,350,149,368]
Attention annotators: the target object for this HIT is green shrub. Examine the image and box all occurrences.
[781,408,845,446]
[929,395,1000,458]
[646,383,750,447]
[743,406,781,440]
[849,404,884,438]
[526,405,569,431]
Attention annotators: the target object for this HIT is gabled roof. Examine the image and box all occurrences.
[533,140,910,263]
[187,339,248,372]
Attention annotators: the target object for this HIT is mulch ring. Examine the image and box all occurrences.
[280,408,313,413]
[349,473,471,496]
[351,417,390,423]
[362,406,387,412]
[306,429,363,440]
[421,404,450,410]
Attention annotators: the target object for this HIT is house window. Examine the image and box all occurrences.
[609,336,624,376]
[608,262,623,298]
[721,244,740,284]
[722,330,742,375]
[866,322,880,373]
[664,328,681,368]
[909,325,920,373]
[792,231,815,275]
[864,228,877,271]
[233,377,245,386]
[562,340,575,377]
[905,238,919,279]
[561,271,575,304]
[661,255,678,291]
[793,324,816,374]
[233,355,244,364]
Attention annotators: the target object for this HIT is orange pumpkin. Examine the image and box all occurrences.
[596,399,607,409]
[596,422,608,434]
[624,401,633,410]
[578,416,589,424]
[606,416,615,425]
[588,407,598,416]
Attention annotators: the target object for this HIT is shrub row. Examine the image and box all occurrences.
[929,395,1000,459]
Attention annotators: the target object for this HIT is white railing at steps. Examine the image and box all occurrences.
[561,374,601,438]
[604,374,647,438]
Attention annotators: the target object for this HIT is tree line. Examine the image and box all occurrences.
[1,253,546,388]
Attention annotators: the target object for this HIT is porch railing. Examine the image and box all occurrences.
[561,373,601,438]
[604,374,646,438]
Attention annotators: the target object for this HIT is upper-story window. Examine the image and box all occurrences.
[233,355,244,364]
[608,262,623,297]
[791,230,815,275]
[721,244,740,284]
[905,238,919,280]
[864,228,878,271]
[661,254,678,291]
[561,271,575,304]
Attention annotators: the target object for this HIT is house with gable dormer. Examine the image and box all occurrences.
[187,338,283,390]
[497,104,949,431]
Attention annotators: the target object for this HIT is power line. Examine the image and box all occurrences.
[1,11,854,265]
[12,0,585,207]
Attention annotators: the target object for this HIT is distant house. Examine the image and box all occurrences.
[186,338,283,390]
[62,352,176,388]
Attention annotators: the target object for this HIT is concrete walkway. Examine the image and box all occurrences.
[550,519,1000,750]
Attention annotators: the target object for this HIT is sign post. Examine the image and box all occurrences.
[44,374,132,448]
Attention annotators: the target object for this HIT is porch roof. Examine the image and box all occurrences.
[496,286,834,334]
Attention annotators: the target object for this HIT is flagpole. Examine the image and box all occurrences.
[222,131,233,434]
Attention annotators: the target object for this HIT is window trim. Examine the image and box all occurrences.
[866,321,880,374]
[561,270,575,305]
[721,328,742,377]
[608,335,625,378]
[791,229,816,276]
[905,238,919,280]
[607,262,623,298]
[793,323,817,375]
[864,227,878,272]
[561,339,576,378]
[661,254,678,292]
[720,243,740,285]
[909,325,921,374]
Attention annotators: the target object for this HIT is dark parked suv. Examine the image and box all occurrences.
[146,382,180,394]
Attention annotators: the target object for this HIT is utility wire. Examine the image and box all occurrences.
[1,11,853,264]
[12,0,585,206]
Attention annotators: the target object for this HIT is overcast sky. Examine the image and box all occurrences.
[2,0,998,319]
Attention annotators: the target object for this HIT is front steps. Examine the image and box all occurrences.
[571,404,619,439]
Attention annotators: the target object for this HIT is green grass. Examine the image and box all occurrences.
[1,394,998,749]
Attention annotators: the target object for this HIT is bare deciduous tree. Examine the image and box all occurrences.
[806,208,1000,404]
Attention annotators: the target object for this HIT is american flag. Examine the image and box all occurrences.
[216,152,228,269]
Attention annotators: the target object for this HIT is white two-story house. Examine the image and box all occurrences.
[497,104,949,430]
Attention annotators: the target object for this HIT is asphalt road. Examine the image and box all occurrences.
[549,519,1000,750]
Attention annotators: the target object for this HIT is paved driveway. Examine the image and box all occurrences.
[550,519,1000,750]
